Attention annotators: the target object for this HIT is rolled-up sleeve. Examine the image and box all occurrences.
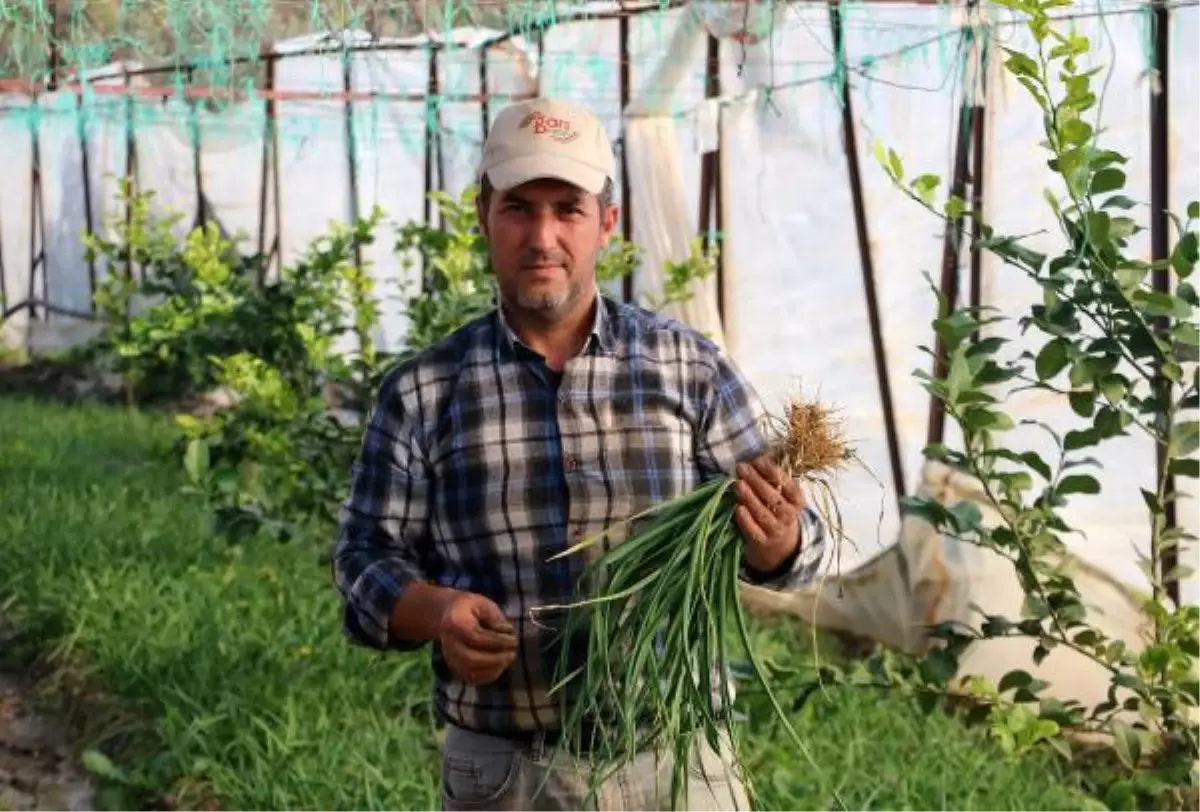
[696,348,830,593]
[332,370,432,651]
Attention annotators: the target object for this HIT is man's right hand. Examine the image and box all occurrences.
[438,592,519,686]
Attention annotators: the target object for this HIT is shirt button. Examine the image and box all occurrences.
[564,454,579,472]
[571,526,584,541]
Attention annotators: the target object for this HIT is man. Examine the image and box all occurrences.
[332,97,827,811]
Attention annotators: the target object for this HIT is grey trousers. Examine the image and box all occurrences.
[440,724,751,811]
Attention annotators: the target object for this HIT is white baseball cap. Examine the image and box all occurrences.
[479,97,615,195]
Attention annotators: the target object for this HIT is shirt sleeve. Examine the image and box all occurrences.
[695,347,830,593]
[331,367,432,651]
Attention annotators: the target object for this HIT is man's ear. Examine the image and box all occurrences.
[600,204,620,245]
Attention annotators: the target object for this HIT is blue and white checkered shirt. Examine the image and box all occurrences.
[332,294,827,736]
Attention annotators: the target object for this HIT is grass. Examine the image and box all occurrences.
[0,393,1101,810]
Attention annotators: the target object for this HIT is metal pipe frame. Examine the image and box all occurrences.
[829,0,907,504]
[1148,0,1178,607]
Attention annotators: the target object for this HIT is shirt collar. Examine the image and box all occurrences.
[495,291,616,360]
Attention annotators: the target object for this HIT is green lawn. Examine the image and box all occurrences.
[0,394,1098,810]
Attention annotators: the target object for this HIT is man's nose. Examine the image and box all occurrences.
[527,208,559,250]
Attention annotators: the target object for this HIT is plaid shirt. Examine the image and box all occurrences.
[332,294,827,737]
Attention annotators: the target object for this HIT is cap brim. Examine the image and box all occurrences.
[485,154,608,195]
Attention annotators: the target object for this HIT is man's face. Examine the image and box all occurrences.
[477,178,618,322]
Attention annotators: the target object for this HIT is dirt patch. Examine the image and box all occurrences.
[0,674,95,812]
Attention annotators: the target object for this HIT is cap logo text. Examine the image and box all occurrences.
[519,111,580,144]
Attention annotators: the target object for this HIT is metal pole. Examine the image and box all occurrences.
[188,67,207,228]
[257,53,275,284]
[123,65,139,283]
[77,76,98,311]
[829,0,906,503]
[28,101,45,322]
[342,46,362,276]
[699,34,721,318]
[422,47,440,294]
[925,16,978,448]
[1148,0,1177,606]
[619,12,634,304]
[479,48,491,139]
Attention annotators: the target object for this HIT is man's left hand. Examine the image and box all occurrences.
[733,455,803,574]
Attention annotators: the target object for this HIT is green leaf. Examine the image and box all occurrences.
[1068,357,1096,388]
[998,669,1033,694]
[945,195,967,221]
[1172,231,1198,278]
[1090,167,1126,195]
[1101,195,1138,211]
[963,408,1015,432]
[1098,374,1127,405]
[899,495,951,528]
[1169,458,1199,479]
[947,500,984,534]
[1059,117,1092,147]
[81,749,128,783]
[1188,201,1199,219]
[1109,217,1138,241]
[1169,421,1199,457]
[1057,474,1100,496]
[1068,389,1095,418]
[983,235,1047,271]
[1133,290,1192,319]
[1176,322,1200,352]
[919,648,958,684]
[184,438,210,485]
[1033,644,1051,665]
[946,347,973,402]
[1064,428,1099,450]
[982,615,1014,636]
[888,148,904,183]
[1114,263,1149,290]
[1110,720,1142,769]
[1035,338,1071,380]
[1084,211,1111,247]
[1020,451,1053,481]
[1141,488,1163,515]
[1004,50,1040,78]
[911,173,941,206]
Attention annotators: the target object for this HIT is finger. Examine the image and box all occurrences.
[735,505,768,546]
[462,624,521,653]
[450,611,520,652]
[480,615,516,636]
[741,461,787,510]
[751,457,806,509]
[475,602,517,637]
[737,484,782,537]
[751,456,783,487]
[451,645,518,674]
[736,474,787,526]
[449,600,519,651]
[467,661,511,686]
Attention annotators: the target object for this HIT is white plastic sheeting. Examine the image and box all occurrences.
[0,2,1197,618]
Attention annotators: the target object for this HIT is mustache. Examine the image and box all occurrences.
[520,251,568,268]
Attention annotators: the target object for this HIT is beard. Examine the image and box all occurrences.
[506,249,585,321]
[514,280,579,316]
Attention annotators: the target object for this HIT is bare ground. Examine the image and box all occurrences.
[0,673,95,812]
